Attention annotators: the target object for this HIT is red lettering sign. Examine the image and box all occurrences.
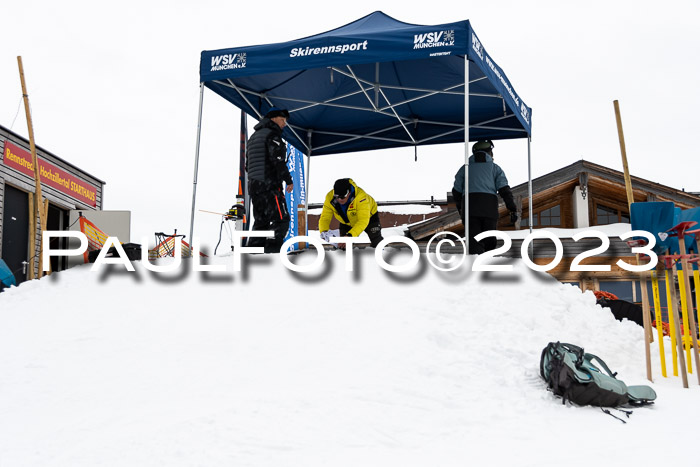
[2,140,98,207]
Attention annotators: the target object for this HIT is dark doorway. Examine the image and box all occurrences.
[1,185,30,285]
[46,203,69,272]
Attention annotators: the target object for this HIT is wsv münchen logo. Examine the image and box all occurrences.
[210,53,247,72]
[413,30,455,49]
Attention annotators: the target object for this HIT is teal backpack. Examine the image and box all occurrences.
[540,342,656,411]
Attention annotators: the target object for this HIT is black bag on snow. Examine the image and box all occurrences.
[540,342,656,407]
[110,243,142,261]
[88,243,142,263]
[597,298,652,328]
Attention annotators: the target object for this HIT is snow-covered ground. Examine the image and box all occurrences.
[1,250,698,467]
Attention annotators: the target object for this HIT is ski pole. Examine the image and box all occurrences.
[665,268,679,377]
[651,270,667,377]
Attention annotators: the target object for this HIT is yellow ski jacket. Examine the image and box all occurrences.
[318,179,379,237]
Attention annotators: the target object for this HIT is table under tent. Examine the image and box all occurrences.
[189,11,533,246]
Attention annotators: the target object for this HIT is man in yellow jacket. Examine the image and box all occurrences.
[318,178,384,248]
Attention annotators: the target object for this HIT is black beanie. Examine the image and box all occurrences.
[264,107,290,119]
[333,179,352,197]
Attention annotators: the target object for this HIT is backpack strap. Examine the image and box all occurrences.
[584,353,618,379]
[558,343,585,367]
[600,407,631,423]
[559,342,584,354]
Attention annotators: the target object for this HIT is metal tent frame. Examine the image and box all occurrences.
[189,12,533,246]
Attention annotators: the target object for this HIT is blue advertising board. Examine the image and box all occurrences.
[284,144,307,251]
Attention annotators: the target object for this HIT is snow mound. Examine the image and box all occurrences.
[0,251,697,466]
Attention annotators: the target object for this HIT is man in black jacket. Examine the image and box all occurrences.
[246,107,294,253]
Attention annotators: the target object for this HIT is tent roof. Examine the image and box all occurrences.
[199,11,531,156]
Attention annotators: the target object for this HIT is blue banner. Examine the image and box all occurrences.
[284,144,307,251]
[199,13,469,82]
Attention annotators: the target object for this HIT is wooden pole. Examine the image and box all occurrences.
[677,269,693,372]
[614,99,653,382]
[38,198,50,276]
[638,272,654,380]
[27,192,36,280]
[17,56,47,279]
[297,204,306,250]
[44,199,52,275]
[678,236,700,384]
[614,100,635,206]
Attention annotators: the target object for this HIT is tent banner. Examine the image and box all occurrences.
[468,26,532,133]
[200,17,470,82]
[284,143,307,251]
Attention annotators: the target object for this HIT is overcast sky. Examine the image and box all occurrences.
[2,0,699,245]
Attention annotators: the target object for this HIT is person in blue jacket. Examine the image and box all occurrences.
[452,140,518,254]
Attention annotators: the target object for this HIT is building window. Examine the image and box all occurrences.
[540,205,561,226]
[596,203,629,225]
[522,204,561,228]
[521,216,537,228]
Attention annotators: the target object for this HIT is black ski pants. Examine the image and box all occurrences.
[339,212,384,247]
[248,184,290,253]
[468,216,498,255]
[454,189,498,255]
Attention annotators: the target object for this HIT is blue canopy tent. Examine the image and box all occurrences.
[191,11,533,245]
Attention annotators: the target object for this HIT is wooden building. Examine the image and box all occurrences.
[407,160,700,301]
[498,160,700,230]
[1,124,105,286]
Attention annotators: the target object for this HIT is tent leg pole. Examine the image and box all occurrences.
[527,136,533,233]
[527,136,534,257]
[464,56,469,252]
[242,113,250,232]
[189,82,205,251]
